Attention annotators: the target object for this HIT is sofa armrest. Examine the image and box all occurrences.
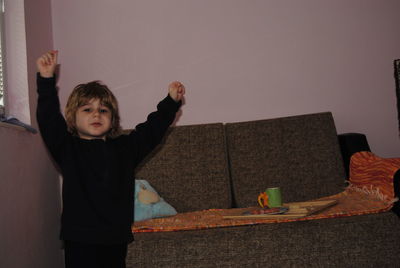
[338,133,371,178]
[392,170,400,216]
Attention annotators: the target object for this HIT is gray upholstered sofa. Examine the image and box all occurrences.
[126,112,400,267]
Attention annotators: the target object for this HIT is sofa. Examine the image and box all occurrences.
[126,112,400,267]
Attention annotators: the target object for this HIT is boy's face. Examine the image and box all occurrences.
[75,98,112,140]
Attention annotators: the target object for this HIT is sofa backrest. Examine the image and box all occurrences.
[135,123,232,213]
[225,112,346,208]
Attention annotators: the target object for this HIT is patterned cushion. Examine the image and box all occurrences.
[348,151,400,202]
[134,180,177,222]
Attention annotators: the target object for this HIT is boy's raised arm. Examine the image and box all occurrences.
[36,50,68,163]
[129,81,185,164]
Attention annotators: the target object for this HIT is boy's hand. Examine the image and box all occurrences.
[37,50,58,78]
[168,81,186,102]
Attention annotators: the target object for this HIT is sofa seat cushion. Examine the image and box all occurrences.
[128,212,400,268]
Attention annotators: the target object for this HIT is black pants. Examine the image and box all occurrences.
[64,240,128,268]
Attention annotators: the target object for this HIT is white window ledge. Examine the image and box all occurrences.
[0,120,26,131]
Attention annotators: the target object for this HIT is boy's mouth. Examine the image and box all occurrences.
[91,122,102,127]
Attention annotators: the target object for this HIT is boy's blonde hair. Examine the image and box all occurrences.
[65,81,122,138]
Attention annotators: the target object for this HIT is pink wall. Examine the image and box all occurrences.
[51,0,400,157]
[0,0,63,267]
[0,128,63,268]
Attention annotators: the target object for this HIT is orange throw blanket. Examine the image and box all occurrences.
[133,152,400,233]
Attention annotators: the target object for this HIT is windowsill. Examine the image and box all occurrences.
[0,121,28,132]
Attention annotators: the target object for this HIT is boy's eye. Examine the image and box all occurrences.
[83,108,91,112]
[100,108,109,113]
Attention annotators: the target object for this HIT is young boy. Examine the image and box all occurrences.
[36,50,185,268]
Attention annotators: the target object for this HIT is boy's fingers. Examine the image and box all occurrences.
[179,85,185,95]
[173,81,182,87]
[44,54,52,65]
[53,50,58,64]
[168,81,185,98]
[38,50,57,66]
[49,50,58,62]
[40,56,47,66]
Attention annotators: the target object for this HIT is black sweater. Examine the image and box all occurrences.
[36,74,181,244]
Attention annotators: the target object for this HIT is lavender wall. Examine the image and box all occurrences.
[51,0,400,157]
[0,0,63,267]
[0,128,63,268]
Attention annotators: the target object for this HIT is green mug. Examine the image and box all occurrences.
[258,187,282,208]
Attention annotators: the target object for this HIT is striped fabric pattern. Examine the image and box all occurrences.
[348,151,400,203]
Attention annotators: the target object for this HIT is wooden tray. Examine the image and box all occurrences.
[223,199,338,220]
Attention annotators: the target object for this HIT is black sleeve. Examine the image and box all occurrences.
[128,95,182,164]
[36,73,69,163]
